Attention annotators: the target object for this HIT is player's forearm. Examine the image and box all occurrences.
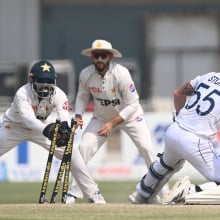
[119,100,139,120]
[173,81,194,112]
[173,85,187,112]
[109,115,124,127]
[75,95,89,116]
[16,97,45,132]
[174,94,186,113]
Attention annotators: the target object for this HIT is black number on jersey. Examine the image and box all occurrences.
[185,82,220,116]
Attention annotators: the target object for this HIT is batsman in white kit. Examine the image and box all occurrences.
[131,71,220,205]
[66,39,168,204]
[0,60,105,203]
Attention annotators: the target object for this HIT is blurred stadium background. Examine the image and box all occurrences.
[1,0,220,186]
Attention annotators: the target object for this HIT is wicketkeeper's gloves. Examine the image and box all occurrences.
[43,121,71,147]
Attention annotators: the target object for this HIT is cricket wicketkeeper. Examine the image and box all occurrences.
[0,60,104,203]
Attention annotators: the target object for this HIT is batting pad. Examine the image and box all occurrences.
[185,186,220,205]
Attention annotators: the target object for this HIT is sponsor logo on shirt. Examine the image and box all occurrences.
[88,86,102,93]
[129,83,136,93]
[95,98,120,106]
[135,116,143,122]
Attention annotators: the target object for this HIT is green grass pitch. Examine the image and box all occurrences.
[0,181,220,220]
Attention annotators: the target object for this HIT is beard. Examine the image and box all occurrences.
[92,59,110,76]
[95,62,106,72]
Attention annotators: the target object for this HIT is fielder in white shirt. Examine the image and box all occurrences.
[0,60,104,204]
[66,39,168,204]
[132,72,220,205]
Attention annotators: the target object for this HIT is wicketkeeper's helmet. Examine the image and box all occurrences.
[29,60,56,99]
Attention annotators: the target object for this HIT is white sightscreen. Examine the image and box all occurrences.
[145,14,220,111]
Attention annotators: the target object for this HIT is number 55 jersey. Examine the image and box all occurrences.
[176,72,220,139]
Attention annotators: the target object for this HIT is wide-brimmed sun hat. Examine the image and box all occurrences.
[81,39,122,57]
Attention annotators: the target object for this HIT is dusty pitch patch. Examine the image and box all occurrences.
[0,203,220,220]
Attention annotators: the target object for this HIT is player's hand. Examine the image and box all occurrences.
[75,114,83,129]
[77,119,83,128]
[98,122,112,137]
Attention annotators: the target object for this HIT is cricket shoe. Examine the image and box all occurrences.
[88,191,106,204]
[65,193,77,204]
[162,175,191,205]
[129,190,161,204]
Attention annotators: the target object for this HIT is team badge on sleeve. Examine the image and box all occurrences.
[129,83,136,93]
[63,101,72,110]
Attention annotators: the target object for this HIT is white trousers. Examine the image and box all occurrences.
[0,121,99,199]
[68,116,169,198]
[138,122,220,198]
[163,123,220,182]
